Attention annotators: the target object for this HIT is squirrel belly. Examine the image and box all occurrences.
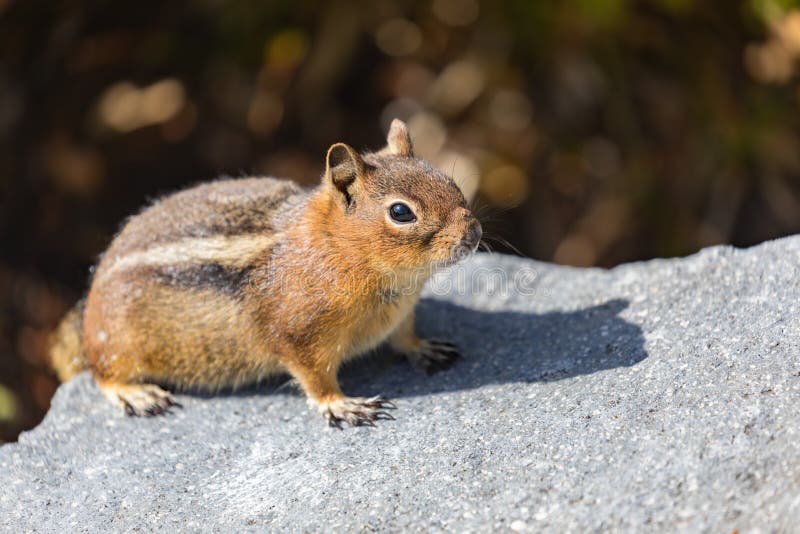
[50,119,482,428]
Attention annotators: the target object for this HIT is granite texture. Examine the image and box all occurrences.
[2,237,799,533]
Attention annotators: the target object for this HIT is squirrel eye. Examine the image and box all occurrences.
[389,202,416,223]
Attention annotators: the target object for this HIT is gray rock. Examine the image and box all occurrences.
[2,237,800,533]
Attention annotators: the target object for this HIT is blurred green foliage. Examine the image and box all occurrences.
[1,0,800,441]
[0,385,16,423]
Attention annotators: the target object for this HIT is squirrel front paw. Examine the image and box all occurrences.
[405,340,462,375]
[318,396,396,429]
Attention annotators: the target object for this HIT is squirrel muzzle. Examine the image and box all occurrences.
[444,217,482,267]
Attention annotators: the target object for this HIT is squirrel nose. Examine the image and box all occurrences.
[461,220,483,251]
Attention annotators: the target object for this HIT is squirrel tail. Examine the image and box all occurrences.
[49,299,87,381]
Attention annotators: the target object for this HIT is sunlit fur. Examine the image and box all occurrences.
[50,119,481,422]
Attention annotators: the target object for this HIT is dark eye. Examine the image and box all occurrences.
[389,202,416,223]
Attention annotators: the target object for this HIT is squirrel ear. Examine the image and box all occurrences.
[325,143,365,204]
[385,118,414,157]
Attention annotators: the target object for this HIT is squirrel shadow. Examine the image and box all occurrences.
[338,297,648,398]
[198,297,646,401]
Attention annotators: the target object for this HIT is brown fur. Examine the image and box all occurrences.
[50,119,481,427]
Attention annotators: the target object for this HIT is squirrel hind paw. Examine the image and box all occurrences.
[100,382,181,417]
[407,340,462,375]
[320,396,396,429]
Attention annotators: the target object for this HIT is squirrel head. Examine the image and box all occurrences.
[321,119,482,273]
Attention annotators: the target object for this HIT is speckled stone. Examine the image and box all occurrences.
[2,237,799,532]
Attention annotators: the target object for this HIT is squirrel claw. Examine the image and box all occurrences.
[321,396,397,429]
[326,414,344,430]
[104,383,180,417]
[407,339,462,375]
[365,395,397,410]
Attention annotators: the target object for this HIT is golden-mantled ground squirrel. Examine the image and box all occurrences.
[50,119,482,428]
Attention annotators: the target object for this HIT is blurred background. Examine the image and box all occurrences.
[2,0,800,442]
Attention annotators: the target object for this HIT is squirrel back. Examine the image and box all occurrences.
[50,177,305,381]
[99,177,305,273]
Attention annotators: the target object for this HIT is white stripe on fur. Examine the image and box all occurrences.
[98,234,280,281]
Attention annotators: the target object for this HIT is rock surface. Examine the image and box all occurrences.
[2,237,800,532]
